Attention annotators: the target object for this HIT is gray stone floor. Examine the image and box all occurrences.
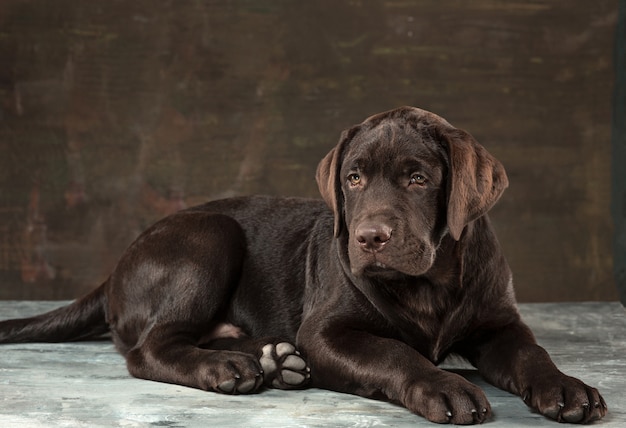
[0,301,624,427]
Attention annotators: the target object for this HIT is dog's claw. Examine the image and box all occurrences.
[522,375,607,423]
[217,372,262,394]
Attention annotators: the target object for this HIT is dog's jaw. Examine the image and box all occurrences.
[348,234,437,279]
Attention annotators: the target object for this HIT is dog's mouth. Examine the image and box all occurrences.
[373,261,389,269]
[364,261,391,273]
[362,262,400,277]
[356,257,407,279]
[349,243,437,279]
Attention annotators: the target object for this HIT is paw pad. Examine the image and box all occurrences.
[259,342,310,389]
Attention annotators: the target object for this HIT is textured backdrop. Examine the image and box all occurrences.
[0,0,620,302]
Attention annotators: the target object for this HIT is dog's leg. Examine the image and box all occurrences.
[298,321,491,425]
[463,321,607,423]
[108,212,274,394]
[125,329,310,393]
[124,324,265,394]
[208,336,311,389]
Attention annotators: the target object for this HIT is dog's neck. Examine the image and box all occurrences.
[334,229,468,361]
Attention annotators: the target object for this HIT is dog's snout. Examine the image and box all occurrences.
[355,223,392,252]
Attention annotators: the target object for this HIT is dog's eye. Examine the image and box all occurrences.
[409,174,427,186]
[348,173,361,186]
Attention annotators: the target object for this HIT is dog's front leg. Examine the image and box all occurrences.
[297,319,491,425]
[463,321,607,423]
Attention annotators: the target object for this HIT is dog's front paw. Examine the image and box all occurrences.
[406,372,491,425]
[259,342,310,389]
[522,374,607,423]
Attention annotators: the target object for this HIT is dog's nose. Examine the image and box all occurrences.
[355,223,392,252]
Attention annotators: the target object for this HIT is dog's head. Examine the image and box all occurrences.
[316,106,508,278]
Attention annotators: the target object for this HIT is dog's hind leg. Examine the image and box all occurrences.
[107,212,269,394]
[125,325,310,393]
[125,323,267,394]
[106,211,309,393]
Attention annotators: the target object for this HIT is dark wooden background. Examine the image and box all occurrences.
[0,0,621,302]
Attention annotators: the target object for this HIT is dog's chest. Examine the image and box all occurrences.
[411,313,467,364]
[386,285,470,364]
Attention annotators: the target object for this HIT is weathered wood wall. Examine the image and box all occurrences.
[0,0,620,302]
[613,0,626,306]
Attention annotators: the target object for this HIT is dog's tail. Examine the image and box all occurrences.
[0,283,109,343]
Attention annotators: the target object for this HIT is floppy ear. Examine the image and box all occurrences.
[443,128,508,241]
[316,126,359,237]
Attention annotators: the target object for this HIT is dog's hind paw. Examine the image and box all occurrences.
[208,352,264,394]
[217,374,261,394]
[259,342,310,389]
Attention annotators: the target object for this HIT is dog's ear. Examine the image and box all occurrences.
[316,126,360,237]
[443,128,508,241]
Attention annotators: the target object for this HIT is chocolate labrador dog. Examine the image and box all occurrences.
[0,107,606,424]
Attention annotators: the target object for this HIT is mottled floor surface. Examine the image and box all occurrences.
[0,301,624,427]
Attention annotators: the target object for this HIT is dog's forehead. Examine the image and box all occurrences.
[343,115,446,167]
